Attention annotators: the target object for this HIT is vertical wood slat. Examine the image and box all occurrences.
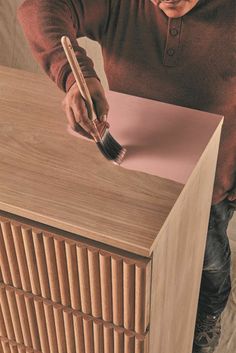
[9,342,18,353]
[24,293,41,351]
[21,228,41,296]
[5,288,23,343]
[65,241,81,310]
[0,223,12,285]
[135,261,152,334]
[63,308,76,353]
[15,292,32,347]
[76,246,91,314]
[93,319,104,353]
[87,248,102,318]
[99,251,112,322]
[0,339,10,353]
[73,311,85,353]
[0,337,43,353]
[43,234,60,303]
[54,238,70,306]
[53,304,66,353]
[0,285,150,353]
[0,304,7,337]
[34,297,50,353]
[32,231,50,299]
[10,224,31,292]
[43,300,58,353]
[0,221,21,288]
[135,335,148,353]
[123,260,135,331]
[103,324,114,353]
[83,315,94,353]
[0,285,15,340]
[114,327,124,353]
[111,256,123,327]
[0,215,152,349]
[124,332,135,353]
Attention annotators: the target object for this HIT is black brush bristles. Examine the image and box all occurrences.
[95,122,127,164]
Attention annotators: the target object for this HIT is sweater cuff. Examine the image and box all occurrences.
[62,68,101,93]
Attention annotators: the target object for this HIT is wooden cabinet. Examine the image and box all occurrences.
[0,214,151,353]
[0,66,223,353]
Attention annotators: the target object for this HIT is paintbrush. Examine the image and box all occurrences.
[61,36,126,165]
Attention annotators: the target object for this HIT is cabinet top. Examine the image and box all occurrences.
[0,66,222,256]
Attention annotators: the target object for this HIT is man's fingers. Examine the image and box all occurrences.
[65,105,76,130]
[93,97,109,122]
[71,96,101,139]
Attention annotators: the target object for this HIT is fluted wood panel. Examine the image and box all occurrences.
[0,336,41,353]
[0,216,151,336]
[0,284,149,353]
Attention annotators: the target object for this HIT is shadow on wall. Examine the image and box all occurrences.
[0,0,109,89]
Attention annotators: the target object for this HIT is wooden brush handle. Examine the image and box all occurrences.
[61,36,96,122]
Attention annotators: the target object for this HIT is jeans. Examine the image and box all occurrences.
[197,198,236,317]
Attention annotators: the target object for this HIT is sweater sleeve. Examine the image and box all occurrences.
[17,0,109,92]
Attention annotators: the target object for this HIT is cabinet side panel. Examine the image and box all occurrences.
[149,124,222,353]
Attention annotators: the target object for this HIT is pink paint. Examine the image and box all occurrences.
[67,90,222,184]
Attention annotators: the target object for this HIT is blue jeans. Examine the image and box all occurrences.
[197,198,235,317]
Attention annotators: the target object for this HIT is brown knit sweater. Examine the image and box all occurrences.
[17,0,236,205]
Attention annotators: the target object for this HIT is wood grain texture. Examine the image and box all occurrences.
[0,215,151,335]
[149,123,222,353]
[0,65,185,256]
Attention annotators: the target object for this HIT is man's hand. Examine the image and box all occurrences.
[62,77,109,140]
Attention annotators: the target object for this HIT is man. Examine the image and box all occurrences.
[17,1,236,352]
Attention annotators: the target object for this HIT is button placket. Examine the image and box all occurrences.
[163,18,182,67]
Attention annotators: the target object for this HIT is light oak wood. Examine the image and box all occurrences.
[54,238,70,306]
[0,66,184,256]
[43,235,60,303]
[87,249,102,318]
[24,293,41,351]
[73,312,85,353]
[15,292,32,347]
[44,300,58,353]
[111,256,123,327]
[99,251,112,322]
[93,319,104,353]
[76,246,92,315]
[5,288,23,344]
[0,66,223,353]
[0,215,151,337]
[123,261,135,330]
[0,227,12,285]
[65,241,81,310]
[0,222,21,288]
[103,324,113,353]
[149,123,222,353]
[21,229,40,295]
[10,224,31,292]
[53,304,66,353]
[34,297,50,353]
[32,231,50,299]
[0,285,15,340]
[63,308,76,353]
[0,304,7,337]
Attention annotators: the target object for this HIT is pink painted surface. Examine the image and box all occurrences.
[67,90,223,184]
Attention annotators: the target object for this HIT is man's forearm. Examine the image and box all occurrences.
[17,0,100,92]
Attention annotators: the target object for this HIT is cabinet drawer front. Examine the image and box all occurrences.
[0,284,149,353]
[0,215,152,336]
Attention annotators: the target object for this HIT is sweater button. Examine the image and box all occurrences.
[167,48,175,56]
[170,28,178,36]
